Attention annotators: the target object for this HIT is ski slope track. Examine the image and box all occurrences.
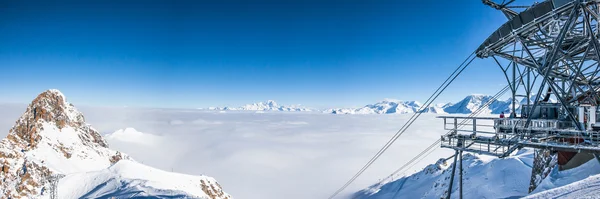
[0,89,231,199]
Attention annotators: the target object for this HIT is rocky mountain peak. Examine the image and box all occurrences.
[25,89,83,127]
[6,89,108,150]
[0,90,230,198]
[265,100,278,106]
[0,89,127,198]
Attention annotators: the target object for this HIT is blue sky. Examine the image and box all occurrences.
[0,0,520,108]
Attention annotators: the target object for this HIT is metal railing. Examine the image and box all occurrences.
[440,116,497,135]
[495,118,577,131]
[439,116,600,156]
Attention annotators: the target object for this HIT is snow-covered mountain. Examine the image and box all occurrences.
[355,149,600,199]
[442,94,554,114]
[442,94,512,114]
[0,89,231,198]
[204,94,549,115]
[205,100,312,112]
[326,94,532,115]
[324,99,448,115]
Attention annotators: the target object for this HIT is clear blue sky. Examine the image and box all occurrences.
[0,0,524,109]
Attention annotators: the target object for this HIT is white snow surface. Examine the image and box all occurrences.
[525,174,600,199]
[359,148,600,199]
[24,123,120,174]
[356,149,534,199]
[525,158,600,199]
[58,159,224,199]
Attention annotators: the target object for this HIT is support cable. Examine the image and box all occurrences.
[391,75,534,198]
[381,78,518,199]
[328,52,477,199]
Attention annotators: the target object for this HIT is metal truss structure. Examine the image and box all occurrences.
[443,0,600,158]
[440,1,600,198]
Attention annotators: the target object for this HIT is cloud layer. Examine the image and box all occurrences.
[104,128,161,146]
[0,105,467,199]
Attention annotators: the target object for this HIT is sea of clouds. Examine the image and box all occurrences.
[0,103,460,199]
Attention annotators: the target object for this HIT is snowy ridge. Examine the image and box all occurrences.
[204,100,312,112]
[442,94,512,114]
[0,89,231,199]
[442,94,558,114]
[58,160,228,198]
[199,93,555,115]
[324,99,448,115]
[327,94,532,115]
[202,94,544,115]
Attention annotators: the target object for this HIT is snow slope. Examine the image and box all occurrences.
[525,173,600,199]
[525,158,600,199]
[358,147,600,199]
[58,160,227,199]
[355,149,534,199]
[0,89,231,199]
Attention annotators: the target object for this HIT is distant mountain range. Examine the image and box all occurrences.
[324,94,526,115]
[323,99,447,114]
[202,94,544,114]
[202,100,312,112]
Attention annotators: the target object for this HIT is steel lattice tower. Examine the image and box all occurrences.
[46,174,64,199]
[478,0,600,125]
[440,0,600,197]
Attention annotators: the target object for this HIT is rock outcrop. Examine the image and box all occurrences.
[0,89,231,198]
[0,89,128,198]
